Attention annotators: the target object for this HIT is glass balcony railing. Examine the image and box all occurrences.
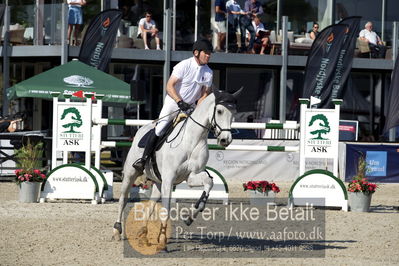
[2,1,398,59]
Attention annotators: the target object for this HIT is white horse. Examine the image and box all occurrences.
[113,88,241,251]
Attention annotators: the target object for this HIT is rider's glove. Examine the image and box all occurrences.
[177,100,192,112]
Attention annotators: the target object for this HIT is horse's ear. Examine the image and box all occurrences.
[232,87,244,99]
[213,87,221,98]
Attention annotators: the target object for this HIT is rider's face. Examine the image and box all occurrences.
[196,50,211,65]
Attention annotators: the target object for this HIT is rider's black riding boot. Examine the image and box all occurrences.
[133,133,159,172]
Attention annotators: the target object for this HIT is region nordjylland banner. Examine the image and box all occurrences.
[302,24,348,107]
[383,55,399,134]
[78,9,122,72]
[345,143,399,183]
[318,16,361,108]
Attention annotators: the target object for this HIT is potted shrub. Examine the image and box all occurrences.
[243,180,280,205]
[347,154,378,212]
[15,140,46,203]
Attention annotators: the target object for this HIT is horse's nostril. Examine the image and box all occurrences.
[220,139,226,144]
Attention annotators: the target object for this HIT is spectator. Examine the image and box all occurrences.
[308,22,319,40]
[359,21,386,58]
[67,0,86,46]
[226,0,245,52]
[244,0,264,18]
[238,11,256,53]
[250,15,269,54]
[215,0,227,52]
[137,11,161,50]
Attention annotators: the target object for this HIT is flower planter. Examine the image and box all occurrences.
[249,190,276,206]
[348,192,372,212]
[19,182,42,203]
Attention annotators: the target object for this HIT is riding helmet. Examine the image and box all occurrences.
[192,39,213,54]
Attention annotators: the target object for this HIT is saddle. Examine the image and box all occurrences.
[138,113,188,183]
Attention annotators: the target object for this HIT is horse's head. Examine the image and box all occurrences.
[211,87,243,147]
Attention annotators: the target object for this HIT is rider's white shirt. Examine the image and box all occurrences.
[155,57,213,136]
[168,57,213,104]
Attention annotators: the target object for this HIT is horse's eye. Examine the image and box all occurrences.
[217,109,223,115]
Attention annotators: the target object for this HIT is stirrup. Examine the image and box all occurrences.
[133,158,145,172]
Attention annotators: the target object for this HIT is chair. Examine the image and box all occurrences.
[269,30,280,55]
[356,38,371,58]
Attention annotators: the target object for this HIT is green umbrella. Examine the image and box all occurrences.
[7,60,138,103]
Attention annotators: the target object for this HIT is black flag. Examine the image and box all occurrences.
[78,9,122,72]
[0,4,5,26]
[302,24,349,107]
[317,16,361,108]
[383,55,399,133]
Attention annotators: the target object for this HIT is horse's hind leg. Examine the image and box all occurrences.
[185,170,214,225]
[113,167,141,241]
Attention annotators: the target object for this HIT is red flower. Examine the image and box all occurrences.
[33,169,41,174]
[243,180,280,193]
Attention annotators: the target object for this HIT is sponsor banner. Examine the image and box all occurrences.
[345,143,399,183]
[42,164,98,200]
[290,170,347,210]
[56,102,91,151]
[339,120,358,141]
[302,24,348,107]
[304,110,339,159]
[365,151,387,176]
[78,9,122,71]
[383,55,399,133]
[317,16,361,108]
[207,139,334,182]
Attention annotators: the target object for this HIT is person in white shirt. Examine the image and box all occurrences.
[359,21,386,58]
[250,15,269,54]
[133,39,214,172]
[137,11,161,50]
[67,0,86,45]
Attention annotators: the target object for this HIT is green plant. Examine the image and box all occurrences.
[15,140,46,185]
[15,140,43,170]
[347,154,377,194]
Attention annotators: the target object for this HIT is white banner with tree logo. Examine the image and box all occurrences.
[304,110,339,159]
[56,102,91,151]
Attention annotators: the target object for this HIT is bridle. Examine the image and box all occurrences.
[189,102,234,137]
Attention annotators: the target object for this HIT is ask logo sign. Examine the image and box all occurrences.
[305,111,338,159]
[57,103,91,152]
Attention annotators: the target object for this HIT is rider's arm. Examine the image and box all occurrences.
[166,75,182,103]
[197,86,211,105]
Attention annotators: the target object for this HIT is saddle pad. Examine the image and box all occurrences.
[137,129,154,148]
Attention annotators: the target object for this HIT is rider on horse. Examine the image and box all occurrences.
[133,39,214,172]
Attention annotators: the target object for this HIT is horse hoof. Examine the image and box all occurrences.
[113,222,122,234]
[138,237,151,247]
[184,217,193,226]
[156,245,168,253]
[112,228,121,241]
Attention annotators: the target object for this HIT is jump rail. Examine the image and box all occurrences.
[100,141,299,152]
[93,118,300,130]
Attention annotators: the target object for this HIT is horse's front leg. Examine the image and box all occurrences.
[137,183,162,247]
[184,170,213,226]
[157,177,174,252]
